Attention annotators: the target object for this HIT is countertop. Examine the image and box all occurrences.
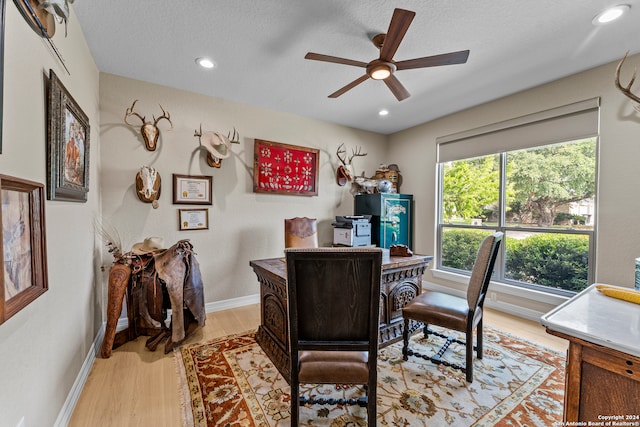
[541,283,640,357]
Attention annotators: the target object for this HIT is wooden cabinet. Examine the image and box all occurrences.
[355,193,414,249]
[548,331,640,422]
[541,284,640,423]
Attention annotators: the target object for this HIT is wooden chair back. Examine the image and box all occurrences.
[285,247,382,425]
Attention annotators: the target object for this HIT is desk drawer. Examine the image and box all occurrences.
[582,346,640,382]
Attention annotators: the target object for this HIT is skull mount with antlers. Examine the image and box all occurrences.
[124,100,173,151]
[194,125,240,168]
[615,51,640,113]
[336,143,368,186]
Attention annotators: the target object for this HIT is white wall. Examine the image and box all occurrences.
[98,73,388,309]
[390,53,640,316]
[0,4,100,427]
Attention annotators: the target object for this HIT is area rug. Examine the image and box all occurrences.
[175,327,564,426]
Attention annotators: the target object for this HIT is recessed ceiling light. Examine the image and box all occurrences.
[593,5,630,25]
[196,57,215,69]
[379,109,389,116]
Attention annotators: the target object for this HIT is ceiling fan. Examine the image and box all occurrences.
[304,8,470,101]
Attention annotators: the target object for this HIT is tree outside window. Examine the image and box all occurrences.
[438,138,596,295]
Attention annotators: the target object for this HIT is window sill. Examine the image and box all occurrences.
[430,268,570,307]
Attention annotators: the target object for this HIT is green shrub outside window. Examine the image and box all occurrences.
[441,229,589,293]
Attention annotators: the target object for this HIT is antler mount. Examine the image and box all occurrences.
[124,100,173,151]
[615,51,640,112]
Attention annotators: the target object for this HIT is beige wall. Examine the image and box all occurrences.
[0,4,100,427]
[390,52,640,317]
[2,4,388,425]
[3,1,640,424]
[98,73,387,305]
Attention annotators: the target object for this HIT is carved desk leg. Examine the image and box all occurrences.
[378,263,427,346]
[100,263,132,358]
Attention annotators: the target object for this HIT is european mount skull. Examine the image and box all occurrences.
[135,165,161,208]
[124,100,173,151]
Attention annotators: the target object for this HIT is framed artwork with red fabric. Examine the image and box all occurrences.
[253,139,319,196]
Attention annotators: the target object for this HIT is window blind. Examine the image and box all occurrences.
[437,97,600,163]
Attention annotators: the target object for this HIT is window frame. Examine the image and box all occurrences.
[436,143,597,297]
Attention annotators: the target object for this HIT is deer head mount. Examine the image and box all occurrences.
[194,125,240,168]
[124,100,173,151]
[336,143,367,186]
[135,165,161,208]
[615,51,640,113]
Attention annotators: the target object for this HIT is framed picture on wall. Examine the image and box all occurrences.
[172,174,212,205]
[47,69,90,202]
[0,174,48,324]
[253,139,319,196]
[178,208,209,230]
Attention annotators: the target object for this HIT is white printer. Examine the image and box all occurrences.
[332,215,372,247]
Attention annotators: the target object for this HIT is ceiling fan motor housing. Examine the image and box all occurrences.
[367,60,396,80]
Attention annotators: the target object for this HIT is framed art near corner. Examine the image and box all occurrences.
[0,174,48,325]
[253,139,319,196]
[47,69,90,202]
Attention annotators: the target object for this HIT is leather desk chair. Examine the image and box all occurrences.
[284,217,318,248]
[286,247,382,426]
[402,232,503,382]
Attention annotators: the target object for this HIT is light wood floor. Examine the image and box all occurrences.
[68,305,567,427]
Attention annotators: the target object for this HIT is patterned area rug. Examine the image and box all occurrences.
[175,327,564,426]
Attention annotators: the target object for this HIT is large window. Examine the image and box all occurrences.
[436,100,599,296]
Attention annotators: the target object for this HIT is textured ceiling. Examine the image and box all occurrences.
[73,0,640,134]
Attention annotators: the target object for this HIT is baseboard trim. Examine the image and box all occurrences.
[53,327,104,427]
[205,293,260,312]
[55,293,261,426]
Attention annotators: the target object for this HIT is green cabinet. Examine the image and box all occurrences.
[354,194,414,249]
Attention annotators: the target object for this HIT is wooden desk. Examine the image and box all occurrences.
[250,252,432,381]
[541,284,640,423]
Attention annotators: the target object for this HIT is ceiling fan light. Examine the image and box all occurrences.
[592,4,630,25]
[196,57,215,69]
[370,65,392,80]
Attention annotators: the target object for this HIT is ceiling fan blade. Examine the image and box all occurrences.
[380,8,416,61]
[305,52,368,68]
[395,50,470,70]
[384,74,410,101]
[328,74,370,98]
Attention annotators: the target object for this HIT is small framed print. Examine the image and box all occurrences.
[178,208,209,231]
[173,174,212,205]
